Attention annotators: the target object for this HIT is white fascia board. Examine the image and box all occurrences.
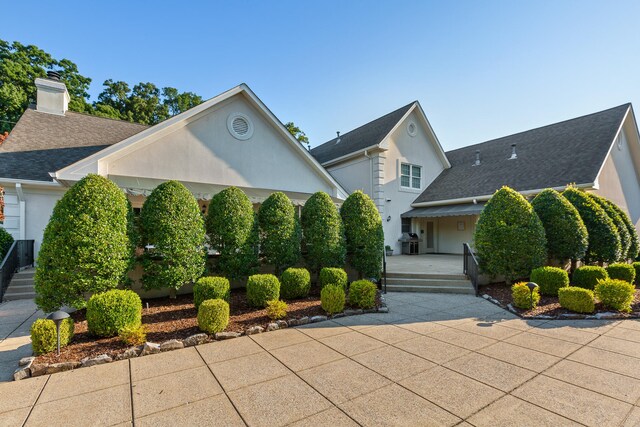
[320,144,383,167]
[0,177,63,189]
[593,105,635,186]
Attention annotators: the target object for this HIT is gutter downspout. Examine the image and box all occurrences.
[15,183,26,240]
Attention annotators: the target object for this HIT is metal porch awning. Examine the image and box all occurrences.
[401,203,485,218]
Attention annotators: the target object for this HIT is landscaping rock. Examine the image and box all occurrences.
[19,356,35,367]
[332,313,345,318]
[594,312,621,319]
[310,315,328,323]
[29,364,48,377]
[81,354,112,368]
[245,326,264,335]
[560,313,584,319]
[116,346,142,360]
[343,309,362,316]
[13,366,30,381]
[141,342,161,356]
[44,362,80,375]
[266,323,279,332]
[363,308,377,314]
[215,331,241,340]
[377,306,389,313]
[160,339,184,352]
[182,333,208,347]
[297,316,309,325]
[276,320,288,328]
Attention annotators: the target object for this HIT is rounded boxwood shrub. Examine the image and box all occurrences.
[595,279,636,312]
[141,180,206,294]
[349,280,377,309]
[340,191,384,279]
[511,282,540,309]
[531,189,588,262]
[301,191,346,273]
[608,202,640,260]
[258,192,301,275]
[280,268,311,300]
[207,187,259,281]
[572,266,608,290]
[266,299,288,320]
[319,267,348,290]
[530,266,569,296]
[30,318,74,355]
[563,187,621,263]
[246,274,280,308]
[606,263,636,284]
[86,289,142,337]
[474,186,547,282]
[633,262,640,286]
[321,284,345,315]
[35,174,131,312]
[590,194,631,262]
[193,276,230,308]
[197,299,229,333]
[558,287,595,313]
[0,227,14,259]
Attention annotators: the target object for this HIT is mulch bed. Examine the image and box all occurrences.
[481,283,640,317]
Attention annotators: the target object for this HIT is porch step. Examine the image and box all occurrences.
[3,291,37,300]
[3,267,36,301]
[385,273,475,295]
[386,272,468,280]
[385,284,475,294]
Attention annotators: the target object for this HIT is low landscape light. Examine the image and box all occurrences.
[47,310,70,356]
[525,282,539,309]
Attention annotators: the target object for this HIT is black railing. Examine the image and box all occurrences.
[463,242,479,296]
[382,247,387,294]
[0,240,35,302]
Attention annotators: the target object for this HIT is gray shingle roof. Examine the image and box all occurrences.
[310,102,415,164]
[414,103,631,204]
[0,108,148,181]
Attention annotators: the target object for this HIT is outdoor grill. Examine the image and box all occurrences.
[399,232,419,255]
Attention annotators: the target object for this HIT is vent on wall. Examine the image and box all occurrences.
[227,113,254,140]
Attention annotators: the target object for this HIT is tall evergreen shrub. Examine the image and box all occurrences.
[590,194,630,261]
[301,192,346,274]
[603,198,639,260]
[257,192,301,274]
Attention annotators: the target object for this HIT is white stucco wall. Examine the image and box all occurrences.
[23,188,65,257]
[435,215,478,254]
[326,157,372,195]
[1,189,20,239]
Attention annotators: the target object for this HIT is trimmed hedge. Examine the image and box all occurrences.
[572,266,608,290]
[595,279,635,312]
[86,290,142,337]
[608,202,640,260]
[0,227,14,260]
[319,267,348,290]
[634,262,640,286]
[193,277,230,308]
[197,299,229,333]
[530,266,569,296]
[606,263,636,284]
[558,287,595,313]
[349,280,377,309]
[30,318,74,355]
[474,186,547,282]
[280,268,311,300]
[258,192,301,274]
[301,192,346,273]
[246,274,280,308]
[266,299,288,320]
[590,194,631,262]
[511,282,540,309]
[321,284,345,315]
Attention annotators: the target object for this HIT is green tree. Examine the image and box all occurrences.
[140,181,206,296]
[589,194,630,261]
[206,187,259,281]
[474,186,547,282]
[285,122,309,146]
[301,192,346,275]
[340,190,384,278]
[257,192,301,275]
[162,87,203,116]
[607,201,640,260]
[35,174,131,312]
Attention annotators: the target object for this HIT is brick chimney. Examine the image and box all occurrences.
[34,71,69,116]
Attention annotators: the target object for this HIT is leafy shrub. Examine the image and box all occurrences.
[608,202,640,260]
[301,191,346,273]
[606,263,636,284]
[572,266,608,290]
[30,318,74,355]
[206,187,259,281]
[511,282,540,309]
[258,192,301,274]
[119,324,147,346]
[349,280,377,309]
[563,187,621,263]
[319,267,348,290]
[340,191,384,279]
[246,274,280,308]
[590,194,631,261]
[321,284,345,315]
[280,268,311,299]
[531,189,588,262]
[0,227,14,259]
[558,287,595,313]
[197,299,229,333]
[266,299,288,320]
[530,266,569,296]
[86,290,142,337]
[633,262,640,286]
[193,276,230,308]
[140,180,206,294]
[35,174,131,312]
[474,186,547,282]
[595,279,636,312]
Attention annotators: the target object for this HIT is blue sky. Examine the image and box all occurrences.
[4,1,640,150]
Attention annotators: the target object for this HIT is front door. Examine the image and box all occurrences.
[418,219,436,253]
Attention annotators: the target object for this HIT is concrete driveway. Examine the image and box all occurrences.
[1,293,639,426]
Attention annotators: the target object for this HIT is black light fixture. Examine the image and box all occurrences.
[47,310,70,356]
[525,282,539,309]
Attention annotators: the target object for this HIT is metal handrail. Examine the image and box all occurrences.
[0,240,35,302]
[382,246,387,294]
[463,242,480,296]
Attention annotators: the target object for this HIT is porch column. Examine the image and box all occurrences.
[372,153,385,217]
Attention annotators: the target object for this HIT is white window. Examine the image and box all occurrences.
[401,163,421,189]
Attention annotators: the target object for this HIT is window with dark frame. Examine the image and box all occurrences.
[401,217,411,233]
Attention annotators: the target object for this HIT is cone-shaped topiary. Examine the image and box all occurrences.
[140,180,206,294]
[257,192,301,275]
[562,187,620,263]
[605,200,639,260]
[473,186,547,282]
[340,191,384,279]
[531,189,588,263]
[301,191,346,274]
[35,174,131,312]
[206,187,259,281]
[589,194,630,262]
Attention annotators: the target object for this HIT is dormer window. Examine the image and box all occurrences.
[401,163,421,189]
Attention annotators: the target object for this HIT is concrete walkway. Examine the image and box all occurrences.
[0,299,41,382]
[1,293,639,426]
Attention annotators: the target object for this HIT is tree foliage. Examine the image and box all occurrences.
[607,201,640,260]
[340,190,384,278]
[284,122,309,145]
[473,186,547,282]
[35,174,131,312]
[140,181,206,293]
[531,189,588,262]
[206,187,259,281]
[589,194,630,261]
[257,192,301,274]
[301,192,346,274]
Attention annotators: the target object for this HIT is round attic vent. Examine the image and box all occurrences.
[407,121,417,137]
[227,113,254,140]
